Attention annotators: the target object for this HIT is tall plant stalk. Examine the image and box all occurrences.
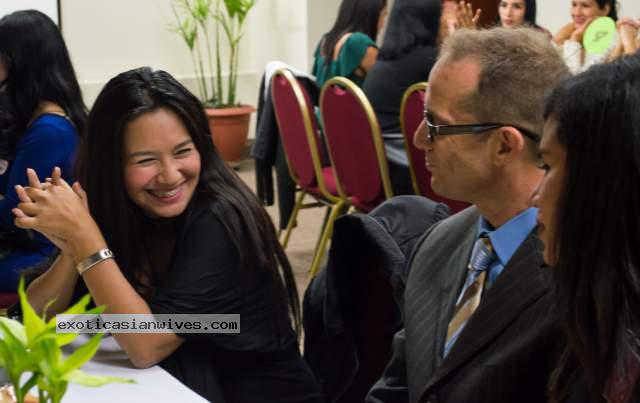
[215,0,224,105]
[172,0,257,108]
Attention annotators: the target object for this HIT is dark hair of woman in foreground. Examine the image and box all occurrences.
[542,53,640,402]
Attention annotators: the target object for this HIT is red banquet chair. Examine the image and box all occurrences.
[400,82,470,214]
[0,292,18,311]
[319,77,393,214]
[271,69,349,279]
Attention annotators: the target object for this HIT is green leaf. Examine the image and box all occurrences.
[0,316,27,344]
[37,376,53,394]
[59,334,104,375]
[36,332,63,379]
[20,373,39,399]
[0,339,12,369]
[17,277,46,343]
[0,321,35,375]
[63,369,135,387]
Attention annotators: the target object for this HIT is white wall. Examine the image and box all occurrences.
[60,0,310,137]
[538,0,640,35]
[50,0,640,139]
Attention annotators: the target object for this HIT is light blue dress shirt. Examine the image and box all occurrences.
[443,207,538,357]
[478,207,539,287]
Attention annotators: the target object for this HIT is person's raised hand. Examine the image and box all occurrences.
[554,22,577,45]
[456,1,481,30]
[570,18,594,43]
[13,167,101,259]
[618,18,639,54]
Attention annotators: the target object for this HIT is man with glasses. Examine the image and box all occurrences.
[367,28,570,403]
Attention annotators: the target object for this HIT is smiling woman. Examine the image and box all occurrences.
[553,0,620,74]
[122,109,201,219]
[11,67,322,403]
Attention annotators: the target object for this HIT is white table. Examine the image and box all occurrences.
[62,335,208,403]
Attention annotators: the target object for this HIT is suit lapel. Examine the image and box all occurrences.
[431,224,477,370]
[423,231,547,392]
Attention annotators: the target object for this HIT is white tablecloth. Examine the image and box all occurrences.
[62,335,208,403]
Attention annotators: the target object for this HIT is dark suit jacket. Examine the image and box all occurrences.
[367,206,561,403]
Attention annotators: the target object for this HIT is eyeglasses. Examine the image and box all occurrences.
[423,110,540,143]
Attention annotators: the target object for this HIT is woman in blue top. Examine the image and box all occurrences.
[0,10,87,291]
[312,0,388,88]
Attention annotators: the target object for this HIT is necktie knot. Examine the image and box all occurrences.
[468,236,495,273]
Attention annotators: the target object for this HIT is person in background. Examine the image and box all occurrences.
[553,0,619,74]
[532,53,640,403]
[497,0,551,36]
[0,10,86,291]
[311,0,388,88]
[366,27,570,403]
[14,67,322,403]
[439,0,481,39]
[362,0,442,195]
[611,17,640,58]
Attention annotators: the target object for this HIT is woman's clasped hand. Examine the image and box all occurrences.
[13,167,100,262]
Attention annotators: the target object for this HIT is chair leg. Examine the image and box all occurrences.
[312,206,332,256]
[281,190,306,249]
[308,201,348,280]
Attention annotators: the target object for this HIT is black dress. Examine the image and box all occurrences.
[146,195,322,403]
[29,194,322,403]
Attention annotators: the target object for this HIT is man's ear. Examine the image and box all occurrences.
[493,127,526,166]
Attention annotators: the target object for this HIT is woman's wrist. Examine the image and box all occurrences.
[69,223,108,265]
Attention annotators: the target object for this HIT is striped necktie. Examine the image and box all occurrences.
[444,236,495,357]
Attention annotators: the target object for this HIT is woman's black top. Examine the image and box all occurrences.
[362,45,438,134]
[48,194,322,403]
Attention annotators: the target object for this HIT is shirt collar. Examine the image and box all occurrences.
[477,207,538,267]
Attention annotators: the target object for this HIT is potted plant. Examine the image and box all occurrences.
[172,0,257,164]
[0,280,134,403]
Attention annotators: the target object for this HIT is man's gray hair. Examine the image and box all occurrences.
[439,27,570,146]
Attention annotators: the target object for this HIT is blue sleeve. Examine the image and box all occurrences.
[0,120,78,232]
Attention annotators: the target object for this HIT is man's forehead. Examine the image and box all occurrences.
[429,57,482,93]
[424,57,482,115]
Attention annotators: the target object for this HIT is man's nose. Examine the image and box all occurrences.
[414,120,429,150]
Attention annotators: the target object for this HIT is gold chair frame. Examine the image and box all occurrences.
[319,76,394,212]
[271,69,349,280]
[399,82,428,196]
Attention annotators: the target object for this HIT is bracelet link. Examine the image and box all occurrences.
[76,248,114,276]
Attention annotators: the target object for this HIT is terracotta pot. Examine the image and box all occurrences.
[205,105,256,163]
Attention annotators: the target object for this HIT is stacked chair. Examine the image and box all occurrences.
[319,77,394,213]
[270,69,349,279]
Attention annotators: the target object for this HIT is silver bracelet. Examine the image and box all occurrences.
[76,248,114,276]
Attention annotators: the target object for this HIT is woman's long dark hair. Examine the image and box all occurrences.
[595,0,618,21]
[377,0,440,61]
[76,67,301,335]
[0,10,87,156]
[545,53,640,402]
[321,0,386,65]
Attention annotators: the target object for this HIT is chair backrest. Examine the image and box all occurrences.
[271,69,335,200]
[0,293,18,309]
[320,77,393,210]
[400,83,470,214]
